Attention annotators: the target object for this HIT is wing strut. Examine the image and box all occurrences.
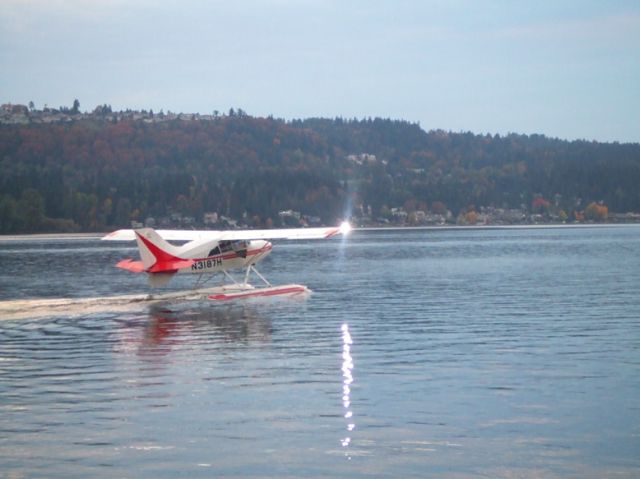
[244,265,271,287]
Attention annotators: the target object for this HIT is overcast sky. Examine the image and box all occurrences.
[1,0,639,143]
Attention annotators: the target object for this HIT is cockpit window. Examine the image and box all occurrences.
[216,240,249,255]
[208,246,221,256]
[219,241,233,253]
[231,240,248,251]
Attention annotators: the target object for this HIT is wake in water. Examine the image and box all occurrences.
[0,286,312,321]
[0,288,243,321]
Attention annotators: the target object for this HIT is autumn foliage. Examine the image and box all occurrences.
[1,114,639,232]
[584,202,608,222]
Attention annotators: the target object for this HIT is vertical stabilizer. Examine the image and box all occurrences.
[134,228,183,269]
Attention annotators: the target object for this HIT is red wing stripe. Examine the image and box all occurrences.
[324,227,340,238]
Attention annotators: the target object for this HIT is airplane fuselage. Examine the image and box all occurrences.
[183,239,273,275]
[104,223,351,288]
[115,231,272,278]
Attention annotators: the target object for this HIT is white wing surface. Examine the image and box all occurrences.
[101,223,350,242]
[102,229,222,241]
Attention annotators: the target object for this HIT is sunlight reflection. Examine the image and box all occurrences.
[341,323,355,456]
[339,220,352,236]
[336,194,353,262]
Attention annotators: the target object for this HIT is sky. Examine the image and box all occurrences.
[1,0,639,143]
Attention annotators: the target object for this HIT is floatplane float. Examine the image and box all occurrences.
[102,221,351,301]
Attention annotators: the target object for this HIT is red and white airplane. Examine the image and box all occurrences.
[102,222,351,300]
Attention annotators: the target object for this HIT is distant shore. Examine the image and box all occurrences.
[1,223,638,242]
[0,232,103,242]
[356,223,640,231]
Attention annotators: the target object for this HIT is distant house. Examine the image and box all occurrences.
[278,209,302,226]
[6,104,28,114]
[414,210,426,223]
[219,215,238,228]
[346,153,377,166]
[278,209,301,220]
[390,207,408,221]
[203,212,219,225]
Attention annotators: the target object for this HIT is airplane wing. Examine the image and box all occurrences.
[217,225,348,241]
[101,222,351,242]
[102,229,222,241]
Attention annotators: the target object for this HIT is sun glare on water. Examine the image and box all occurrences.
[339,221,352,236]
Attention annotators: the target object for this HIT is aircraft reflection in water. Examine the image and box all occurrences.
[113,304,275,357]
[341,323,355,456]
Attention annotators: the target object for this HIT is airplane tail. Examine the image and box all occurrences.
[133,228,193,273]
[134,228,180,269]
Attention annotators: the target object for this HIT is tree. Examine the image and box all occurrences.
[431,201,447,215]
[465,210,478,224]
[558,210,568,223]
[0,195,19,232]
[18,189,45,232]
[584,202,608,222]
[99,198,113,227]
[532,196,551,213]
[72,99,80,114]
[73,192,98,229]
[115,198,132,227]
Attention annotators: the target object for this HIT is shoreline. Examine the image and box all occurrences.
[1,222,639,242]
[356,222,640,232]
[0,232,103,242]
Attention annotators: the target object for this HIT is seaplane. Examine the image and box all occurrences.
[101,221,352,301]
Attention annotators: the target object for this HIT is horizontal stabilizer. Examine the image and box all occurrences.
[113,228,192,283]
[116,259,146,273]
[115,257,193,274]
[147,259,194,273]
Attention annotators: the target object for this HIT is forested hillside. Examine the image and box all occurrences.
[1,112,639,233]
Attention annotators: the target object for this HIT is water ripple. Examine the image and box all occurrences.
[1,227,640,477]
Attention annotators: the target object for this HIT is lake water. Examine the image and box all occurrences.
[1,226,639,478]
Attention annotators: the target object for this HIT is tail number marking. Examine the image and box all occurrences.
[192,258,223,271]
